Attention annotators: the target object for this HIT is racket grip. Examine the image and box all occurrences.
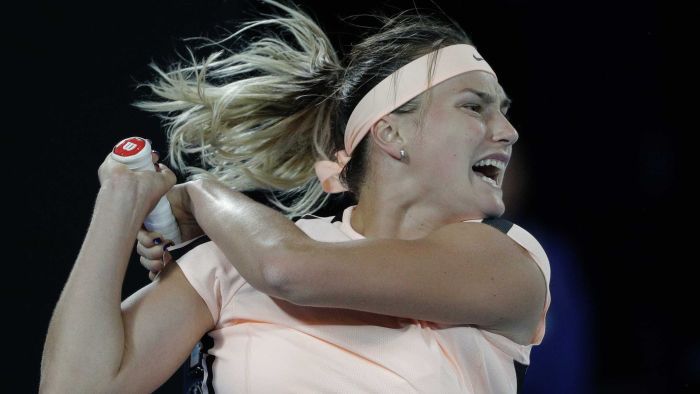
[110,137,182,244]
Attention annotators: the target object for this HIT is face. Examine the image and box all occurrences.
[393,70,518,218]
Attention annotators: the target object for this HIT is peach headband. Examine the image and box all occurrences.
[313,44,497,193]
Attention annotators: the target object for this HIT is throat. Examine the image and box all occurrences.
[351,201,446,240]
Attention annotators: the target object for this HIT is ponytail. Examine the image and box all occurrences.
[135,0,343,218]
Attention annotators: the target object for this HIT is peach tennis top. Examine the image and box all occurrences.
[169,205,551,393]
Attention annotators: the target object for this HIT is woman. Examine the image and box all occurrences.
[41,1,551,392]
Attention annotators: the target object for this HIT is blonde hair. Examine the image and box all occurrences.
[135,0,472,219]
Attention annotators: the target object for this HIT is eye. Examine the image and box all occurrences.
[502,104,512,120]
[462,104,483,113]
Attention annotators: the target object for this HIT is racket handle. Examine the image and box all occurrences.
[110,137,182,244]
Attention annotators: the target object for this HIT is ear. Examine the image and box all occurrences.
[369,115,404,161]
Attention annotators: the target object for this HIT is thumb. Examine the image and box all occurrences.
[155,163,177,190]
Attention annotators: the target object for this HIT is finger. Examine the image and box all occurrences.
[156,163,177,188]
[137,227,164,248]
[98,153,131,184]
[148,256,172,282]
[137,240,168,261]
[140,255,165,272]
[137,242,174,269]
[156,162,174,176]
[163,250,173,266]
[151,150,160,171]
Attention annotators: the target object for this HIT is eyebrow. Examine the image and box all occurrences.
[459,88,512,108]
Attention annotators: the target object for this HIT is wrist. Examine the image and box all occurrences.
[184,180,201,219]
[96,180,152,226]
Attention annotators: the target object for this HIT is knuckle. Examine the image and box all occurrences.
[136,229,148,244]
[138,243,164,260]
[136,229,162,247]
[139,256,160,271]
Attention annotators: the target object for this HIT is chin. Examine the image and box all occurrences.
[481,201,506,218]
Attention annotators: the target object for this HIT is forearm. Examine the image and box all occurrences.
[185,179,309,299]
[41,182,148,391]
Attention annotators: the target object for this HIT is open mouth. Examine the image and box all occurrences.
[471,160,504,187]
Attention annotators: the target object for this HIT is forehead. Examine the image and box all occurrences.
[434,71,509,103]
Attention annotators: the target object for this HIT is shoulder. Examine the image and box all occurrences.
[435,217,550,344]
[458,217,550,284]
[294,212,350,242]
[169,235,242,278]
[168,235,247,326]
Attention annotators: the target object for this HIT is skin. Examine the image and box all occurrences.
[41,70,543,393]
[138,70,516,268]
[41,160,217,392]
[352,70,517,240]
[135,71,542,341]
[134,72,539,335]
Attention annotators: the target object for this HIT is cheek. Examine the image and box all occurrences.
[418,108,482,171]
[420,142,465,179]
[426,106,485,142]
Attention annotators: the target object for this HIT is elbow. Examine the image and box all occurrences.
[261,239,313,305]
[262,258,294,301]
[261,248,299,303]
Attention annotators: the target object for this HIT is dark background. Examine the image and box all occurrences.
[6,0,692,392]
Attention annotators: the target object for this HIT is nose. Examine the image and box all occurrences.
[490,112,519,145]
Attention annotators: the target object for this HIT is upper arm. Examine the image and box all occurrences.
[110,262,215,393]
[277,221,546,343]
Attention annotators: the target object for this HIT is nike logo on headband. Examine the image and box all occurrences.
[473,54,484,61]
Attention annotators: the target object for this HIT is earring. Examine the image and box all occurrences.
[399,149,407,161]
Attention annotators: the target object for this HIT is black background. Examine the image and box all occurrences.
[5,0,692,392]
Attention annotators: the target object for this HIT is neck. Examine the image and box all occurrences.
[350,179,461,240]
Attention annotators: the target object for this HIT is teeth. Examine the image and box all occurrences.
[472,158,506,187]
[473,158,506,170]
[480,175,500,188]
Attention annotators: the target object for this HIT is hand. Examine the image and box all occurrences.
[136,182,204,281]
[131,151,203,280]
[97,151,177,216]
[136,228,174,281]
